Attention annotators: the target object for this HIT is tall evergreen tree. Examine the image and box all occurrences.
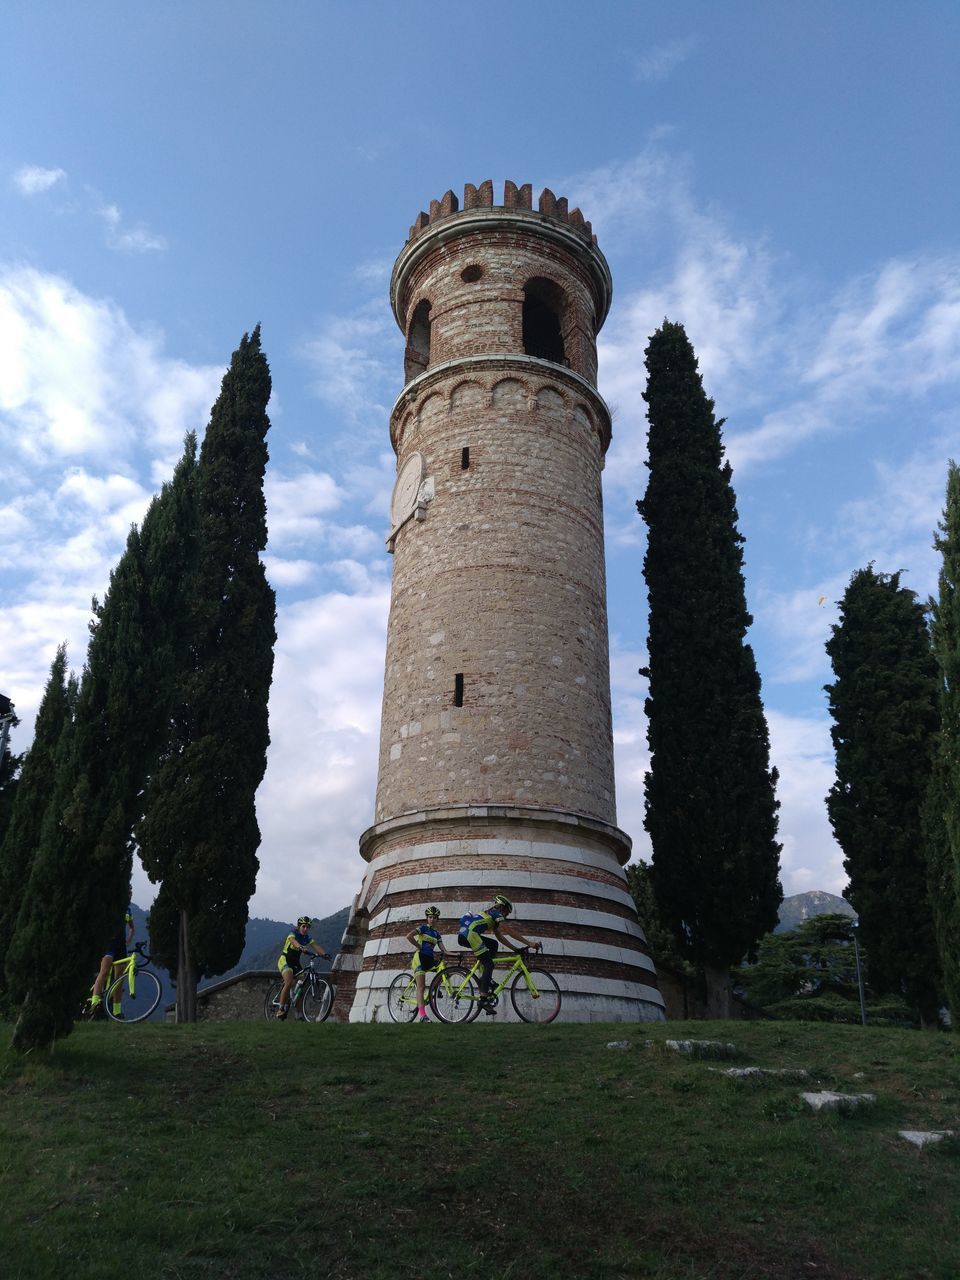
[825,566,942,1026]
[7,528,158,1050]
[0,648,71,1014]
[926,462,960,1015]
[0,704,22,851]
[637,320,782,1012]
[139,328,276,1021]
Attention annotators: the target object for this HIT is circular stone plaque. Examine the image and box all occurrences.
[390,452,425,527]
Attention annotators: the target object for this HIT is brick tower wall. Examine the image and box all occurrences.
[333,181,664,1023]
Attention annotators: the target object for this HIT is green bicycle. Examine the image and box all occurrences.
[429,947,561,1024]
[81,942,163,1023]
[387,957,479,1023]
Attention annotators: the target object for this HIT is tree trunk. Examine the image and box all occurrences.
[703,965,733,1019]
[176,909,198,1023]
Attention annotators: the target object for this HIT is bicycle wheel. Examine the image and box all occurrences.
[105,969,162,1023]
[264,979,285,1020]
[301,977,334,1023]
[510,968,561,1024]
[387,973,418,1023]
[429,968,478,1024]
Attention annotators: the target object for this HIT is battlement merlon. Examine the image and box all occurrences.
[407,180,596,242]
[392,179,613,334]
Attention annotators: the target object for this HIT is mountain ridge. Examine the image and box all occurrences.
[775,890,855,934]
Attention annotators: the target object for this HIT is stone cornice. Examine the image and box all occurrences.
[359,802,632,866]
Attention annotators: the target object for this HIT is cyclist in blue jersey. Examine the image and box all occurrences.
[459,894,541,1016]
[89,906,135,1016]
[405,906,447,1022]
[275,916,331,1020]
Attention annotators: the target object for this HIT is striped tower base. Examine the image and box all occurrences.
[337,805,665,1023]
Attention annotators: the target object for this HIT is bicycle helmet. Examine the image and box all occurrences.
[297,915,313,927]
[493,894,513,916]
[425,906,441,918]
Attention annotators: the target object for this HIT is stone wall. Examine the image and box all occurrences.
[164,971,277,1022]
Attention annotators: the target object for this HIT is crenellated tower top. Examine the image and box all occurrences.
[391,179,612,394]
[405,179,597,244]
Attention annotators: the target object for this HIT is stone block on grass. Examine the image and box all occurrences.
[801,1090,876,1112]
[898,1130,953,1148]
[665,1038,738,1060]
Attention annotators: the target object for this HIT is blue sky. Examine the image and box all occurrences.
[2,2,959,921]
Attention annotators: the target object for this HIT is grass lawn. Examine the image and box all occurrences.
[1,1019,957,1279]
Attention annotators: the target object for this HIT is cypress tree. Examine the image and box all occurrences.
[825,566,942,1026]
[926,462,960,1015]
[637,320,782,1012]
[0,648,71,1014]
[138,328,276,1021]
[7,528,156,1050]
[0,705,22,850]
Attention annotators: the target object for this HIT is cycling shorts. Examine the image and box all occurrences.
[412,951,438,974]
[104,937,127,962]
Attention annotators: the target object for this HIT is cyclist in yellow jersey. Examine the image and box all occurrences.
[275,916,331,1020]
[405,906,447,1022]
[89,907,135,1017]
[459,894,541,1016]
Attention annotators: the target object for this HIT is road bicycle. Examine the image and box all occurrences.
[81,942,163,1023]
[263,956,334,1023]
[429,947,561,1024]
[386,957,479,1023]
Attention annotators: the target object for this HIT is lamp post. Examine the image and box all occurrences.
[851,920,867,1026]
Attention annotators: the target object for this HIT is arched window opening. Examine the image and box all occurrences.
[522,278,566,365]
[404,300,432,380]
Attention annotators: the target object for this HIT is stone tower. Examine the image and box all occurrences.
[334,180,664,1022]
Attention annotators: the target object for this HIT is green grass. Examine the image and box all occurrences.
[1,1019,957,1279]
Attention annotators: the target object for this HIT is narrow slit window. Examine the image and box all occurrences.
[461,446,470,470]
[454,673,464,707]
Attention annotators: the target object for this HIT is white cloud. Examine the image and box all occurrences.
[767,711,844,897]
[632,36,699,84]
[756,582,843,686]
[355,257,392,285]
[13,165,67,196]
[0,267,225,769]
[300,304,400,426]
[575,148,960,484]
[265,470,345,547]
[0,266,221,467]
[261,556,319,588]
[251,587,391,917]
[95,200,167,253]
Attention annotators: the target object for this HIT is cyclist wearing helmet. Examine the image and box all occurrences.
[460,894,542,1016]
[275,916,331,1021]
[405,906,447,1022]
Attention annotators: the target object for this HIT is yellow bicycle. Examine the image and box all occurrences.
[387,957,478,1023]
[428,947,561,1024]
[81,943,163,1023]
